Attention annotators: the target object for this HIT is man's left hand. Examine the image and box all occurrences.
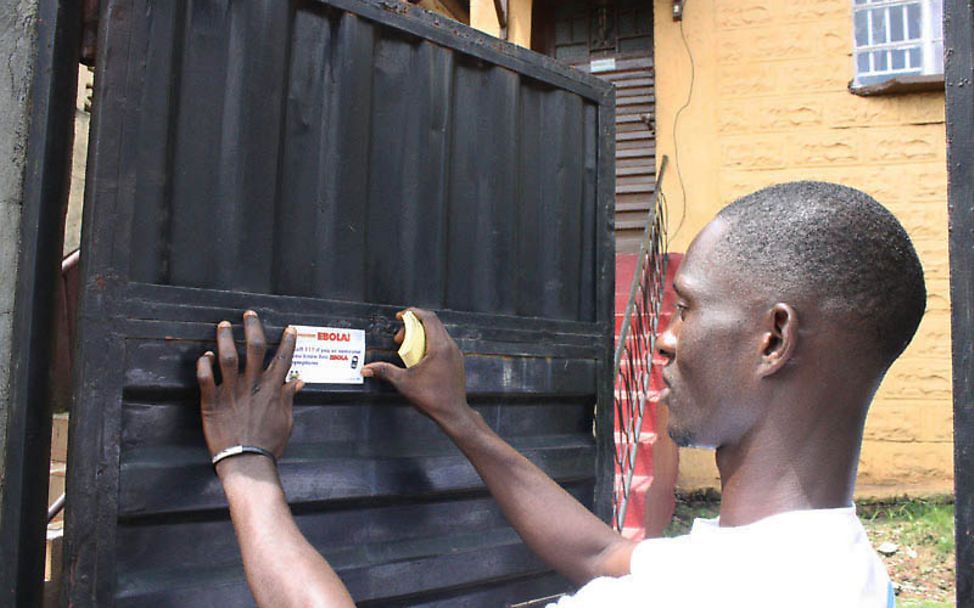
[196,311,304,463]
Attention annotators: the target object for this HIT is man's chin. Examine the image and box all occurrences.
[667,426,695,448]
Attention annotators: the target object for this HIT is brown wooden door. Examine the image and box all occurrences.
[533,0,656,253]
[575,55,655,253]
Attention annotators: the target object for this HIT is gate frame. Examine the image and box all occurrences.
[65,0,617,604]
[0,0,80,605]
[945,0,974,604]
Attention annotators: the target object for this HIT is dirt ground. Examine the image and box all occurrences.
[859,498,955,605]
[665,492,955,606]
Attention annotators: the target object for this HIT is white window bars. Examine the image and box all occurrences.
[852,0,944,87]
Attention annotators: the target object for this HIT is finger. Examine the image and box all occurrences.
[394,326,405,345]
[406,308,452,350]
[197,352,217,407]
[268,326,298,384]
[216,321,239,387]
[284,379,305,401]
[243,310,267,382]
[361,361,406,386]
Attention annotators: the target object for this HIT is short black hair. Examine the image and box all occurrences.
[714,181,926,367]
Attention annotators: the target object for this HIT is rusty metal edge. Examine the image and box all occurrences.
[312,0,613,100]
[593,87,617,526]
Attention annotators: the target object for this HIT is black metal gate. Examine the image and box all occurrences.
[945,0,974,604]
[65,1,615,605]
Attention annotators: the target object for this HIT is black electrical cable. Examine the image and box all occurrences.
[670,0,695,243]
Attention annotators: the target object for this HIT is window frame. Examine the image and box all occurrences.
[850,0,944,90]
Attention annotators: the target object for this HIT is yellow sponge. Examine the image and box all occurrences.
[398,311,426,368]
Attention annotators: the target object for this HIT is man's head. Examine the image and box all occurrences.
[658,181,926,449]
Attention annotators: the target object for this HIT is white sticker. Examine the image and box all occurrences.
[286,326,365,385]
[590,58,617,73]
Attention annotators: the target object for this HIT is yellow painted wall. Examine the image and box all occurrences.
[654,0,953,497]
[413,0,470,24]
[65,67,92,256]
[470,0,533,47]
[470,0,502,37]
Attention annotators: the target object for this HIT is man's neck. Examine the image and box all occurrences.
[713,404,866,527]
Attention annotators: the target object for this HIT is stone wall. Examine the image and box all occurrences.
[653,0,953,496]
[0,0,40,527]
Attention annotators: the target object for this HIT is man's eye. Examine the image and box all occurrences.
[676,304,688,320]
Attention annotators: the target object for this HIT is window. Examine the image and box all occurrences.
[535,0,653,62]
[852,0,943,88]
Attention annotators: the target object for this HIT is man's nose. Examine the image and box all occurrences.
[656,322,677,363]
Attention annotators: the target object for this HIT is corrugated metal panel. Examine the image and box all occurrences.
[65,1,615,606]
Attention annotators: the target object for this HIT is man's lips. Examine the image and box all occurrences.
[660,371,673,403]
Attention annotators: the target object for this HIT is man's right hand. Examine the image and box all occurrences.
[362,308,635,586]
[361,308,471,428]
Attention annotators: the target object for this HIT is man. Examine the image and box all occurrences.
[197,181,923,606]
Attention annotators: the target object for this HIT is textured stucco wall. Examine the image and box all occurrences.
[0,0,40,527]
[654,0,952,497]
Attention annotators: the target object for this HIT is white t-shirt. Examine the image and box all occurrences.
[548,507,895,608]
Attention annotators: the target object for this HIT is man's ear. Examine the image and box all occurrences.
[758,303,797,377]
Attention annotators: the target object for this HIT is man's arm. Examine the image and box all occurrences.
[362,309,637,586]
[197,312,356,608]
[644,404,678,538]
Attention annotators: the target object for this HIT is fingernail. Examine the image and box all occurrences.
[244,310,257,318]
[361,368,373,377]
[219,321,231,329]
[296,380,306,391]
[285,326,296,335]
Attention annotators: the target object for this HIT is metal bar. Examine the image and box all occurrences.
[611,156,669,530]
[944,0,974,603]
[612,156,668,378]
[47,494,66,524]
[509,593,565,608]
[493,0,508,27]
[0,0,81,603]
[593,88,618,527]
